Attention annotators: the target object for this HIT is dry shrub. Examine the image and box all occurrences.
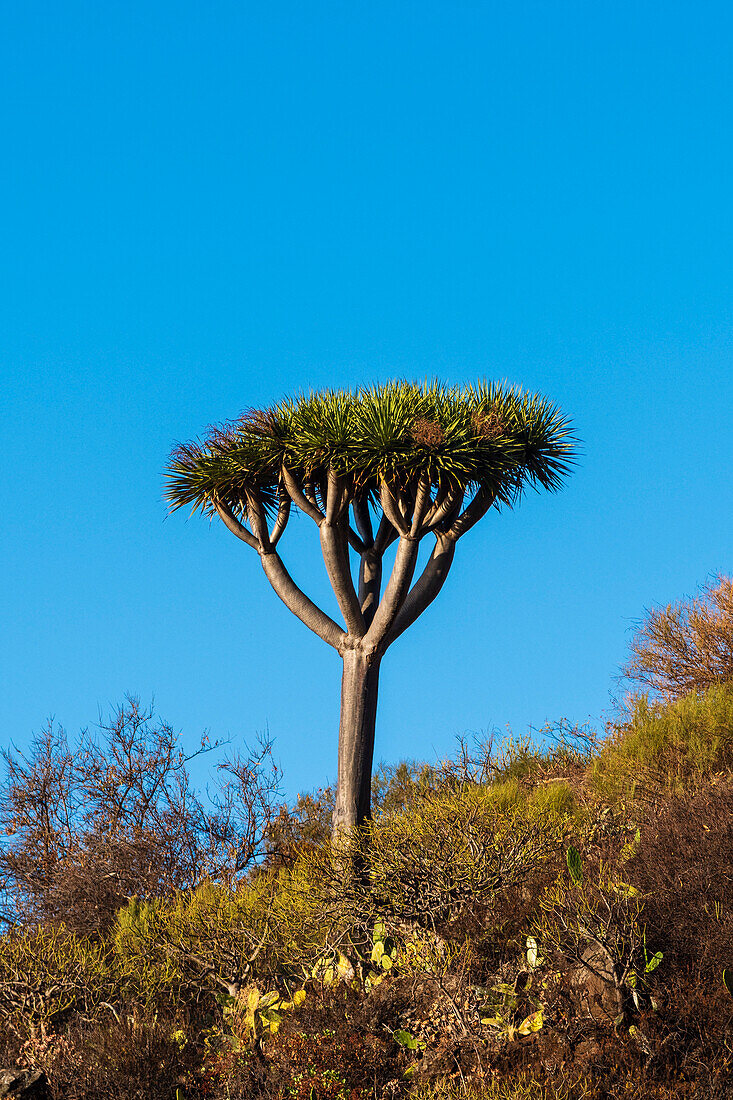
[623,574,733,701]
[265,1002,394,1100]
[266,786,334,868]
[626,779,733,979]
[0,698,281,935]
[12,1015,199,1100]
[619,782,733,1085]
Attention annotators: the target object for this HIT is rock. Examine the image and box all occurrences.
[0,1069,49,1099]
[573,1037,602,1063]
[568,944,623,1023]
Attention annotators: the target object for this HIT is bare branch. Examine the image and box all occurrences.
[424,487,463,532]
[269,484,291,547]
[410,472,432,537]
[380,482,410,536]
[320,520,366,637]
[281,465,325,525]
[422,481,449,526]
[303,477,319,509]
[214,500,259,550]
[385,533,456,647]
[346,525,366,554]
[245,489,270,548]
[325,468,348,525]
[353,497,374,547]
[358,548,382,628]
[446,486,496,542]
[373,513,399,556]
[363,536,420,648]
[259,550,346,650]
[0,700,284,932]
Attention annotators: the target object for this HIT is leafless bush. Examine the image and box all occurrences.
[623,574,733,701]
[625,779,733,978]
[0,697,281,933]
[264,785,334,868]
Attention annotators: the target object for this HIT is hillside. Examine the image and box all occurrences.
[0,681,731,1099]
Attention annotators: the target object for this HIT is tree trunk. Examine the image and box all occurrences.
[332,649,381,836]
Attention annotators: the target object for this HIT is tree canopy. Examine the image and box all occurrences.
[166,380,574,556]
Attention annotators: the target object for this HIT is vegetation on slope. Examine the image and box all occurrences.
[0,579,732,1099]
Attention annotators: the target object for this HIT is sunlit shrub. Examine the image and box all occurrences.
[112,868,330,1008]
[409,1071,731,1100]
[625,779,733,982]
[592,684,733,807]
[297,780,578,955]
[4,688,733,1099]
[623,574,733,700]
[0,924,111,1038]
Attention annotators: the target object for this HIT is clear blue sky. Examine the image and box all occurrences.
[2,1,732,800]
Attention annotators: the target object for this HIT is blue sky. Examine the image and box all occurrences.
[2,1,732,800]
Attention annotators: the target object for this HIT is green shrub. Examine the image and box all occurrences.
[0,924,112,1037]
[299,781,578,946]
[592,684,733,806]
[112,868,330,1006]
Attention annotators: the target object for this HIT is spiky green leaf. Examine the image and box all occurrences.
[165,380,577,518]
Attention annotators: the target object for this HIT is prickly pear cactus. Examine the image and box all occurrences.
[566,846,583,885]
[370,921,398,971]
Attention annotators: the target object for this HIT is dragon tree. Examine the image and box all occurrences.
[166,382,575,835]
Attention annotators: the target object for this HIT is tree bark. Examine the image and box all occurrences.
[332,648,381,835]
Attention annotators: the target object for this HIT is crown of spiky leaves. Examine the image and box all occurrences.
[165,380,576,517]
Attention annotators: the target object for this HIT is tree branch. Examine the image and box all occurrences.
[363,536,420,648]
[384,533,456,647]
[380,482,410,536]
[346,525,367,554]
[353,498,374,547]
[258,551,346,651]
[269,484,291,547]
[446,487,496,542]
[422,482,449,526]
[245,490,270,548]
[303,478,319,509]
[358,549,382,628]
[320,519,366,637]
[213,500,259,550]
[325,468,348,525]
[410,472,432,537]
[281,466,325,525]
[373,514,399,556]
[424,487,463,532]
